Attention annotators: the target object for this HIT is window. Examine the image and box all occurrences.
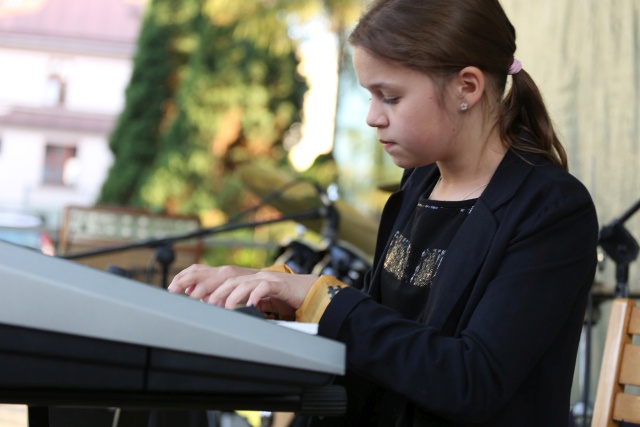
[43,145,77,186]
[44,57,71,107]
[44,74,67,106]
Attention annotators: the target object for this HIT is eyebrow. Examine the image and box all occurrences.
[364,82,399,91]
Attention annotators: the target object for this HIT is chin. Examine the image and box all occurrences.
[391,158,428,170]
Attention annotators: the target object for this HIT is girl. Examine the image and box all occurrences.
[169,0,598,425]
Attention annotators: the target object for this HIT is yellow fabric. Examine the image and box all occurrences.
[260,264,347,323]
[261,263,295,274]
[296,275,348,324]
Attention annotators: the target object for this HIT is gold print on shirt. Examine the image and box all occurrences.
[384,231,446,287]
[411,249,446,287]
[384,231,411,280]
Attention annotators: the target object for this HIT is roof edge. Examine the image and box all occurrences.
[0,32,136,58]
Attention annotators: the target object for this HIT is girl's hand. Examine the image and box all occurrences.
[168,264,317,317]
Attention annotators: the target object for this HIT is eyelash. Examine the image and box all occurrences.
[368,95,399,105]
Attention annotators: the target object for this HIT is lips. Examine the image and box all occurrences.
[380,140,396,151]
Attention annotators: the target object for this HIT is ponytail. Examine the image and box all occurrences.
[499,69,568,170]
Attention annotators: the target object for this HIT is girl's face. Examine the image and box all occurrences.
[353,47,461,169]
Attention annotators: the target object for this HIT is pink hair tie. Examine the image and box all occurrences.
[508,58,522,75]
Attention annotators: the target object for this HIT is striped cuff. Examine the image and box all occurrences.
[295,275,348,324]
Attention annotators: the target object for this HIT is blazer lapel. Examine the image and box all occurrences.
[422,201,497,330]
[423,150,536,331]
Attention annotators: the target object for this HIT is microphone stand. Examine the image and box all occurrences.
[315,184,340,246]
[59,208,329,289]
[598,199,640,298]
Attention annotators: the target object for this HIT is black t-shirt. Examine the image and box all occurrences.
[380,194,476,320]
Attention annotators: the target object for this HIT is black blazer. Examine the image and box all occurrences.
[317,149,599,426]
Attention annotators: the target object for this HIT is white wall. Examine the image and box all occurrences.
[0,129,44,205]
[0,47,131,113]
[65,55,132,113]
[0,46,130,229]
[0,127,114,224]
[0,49,51,107]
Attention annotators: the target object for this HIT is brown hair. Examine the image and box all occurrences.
[349,0,568,170]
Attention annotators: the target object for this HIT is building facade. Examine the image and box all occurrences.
[0,0,144,233]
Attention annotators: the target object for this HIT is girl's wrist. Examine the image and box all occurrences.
[295,275,348,324]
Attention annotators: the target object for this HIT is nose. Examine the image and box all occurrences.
[366,102,388,128]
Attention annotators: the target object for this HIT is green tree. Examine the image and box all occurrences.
[140,2,307,216]
[99,0,199,205]
[98,6,169,204]
[100,0,367,214]
[97,0,369,268]
[100,0,312,214]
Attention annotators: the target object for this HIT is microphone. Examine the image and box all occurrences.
[598,199,640,298]
[598,199,640,266]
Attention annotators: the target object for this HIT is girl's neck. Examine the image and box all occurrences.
[430,130,507,201]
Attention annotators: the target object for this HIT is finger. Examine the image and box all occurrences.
[168,264,200,293]
[206,275,249,307]
[168,276,195,294]
[170,265,257,295]
[251,280,298,318]
[246,280,276,309]
[172,266,224,300]
[167,275,186,293]
[224,278,273,309]
[186,276,220,301]
[171,277,207,300]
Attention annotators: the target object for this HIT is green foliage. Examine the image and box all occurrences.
[99,0,307,216]
[98,0,368,268]
[140,5,307,217]
[98,3,177,205]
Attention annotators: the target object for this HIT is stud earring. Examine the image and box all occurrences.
[459,101,469,111]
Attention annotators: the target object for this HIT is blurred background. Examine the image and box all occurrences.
[0,0,638,426]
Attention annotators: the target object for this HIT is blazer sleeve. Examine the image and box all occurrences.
[317,175,599,424]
